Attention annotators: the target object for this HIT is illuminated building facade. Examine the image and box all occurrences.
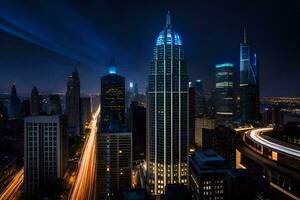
[189,149,227,200]
[147,12,189,195]
[100,63,125,132]
[96,124,132,199]
[240,29,260,124]
[215,63,235,126]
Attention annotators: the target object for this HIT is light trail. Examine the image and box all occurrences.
[69,106,100,200]
[249,128,300,159]
[0,168,24,200]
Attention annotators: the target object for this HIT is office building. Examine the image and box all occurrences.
[80,97,91,132]
[20,100,30,117]
[66,68,81,136]
[195,80,206,117]
[96,123,132,199]
[147,12,189,195]
[195,117,215,148]
[189,149,227,200]
[202,127,236,168]
[189,85,195,147]
[240,29,260,124]
[101,62,125,132]
[126,82,139,109]
[30,87,41,115]
[262,105,284,127]
[48,94,62,115]
[215,63,235,126]
[9,84,21,118]
[127,101,146,163]
[24,115,68,196]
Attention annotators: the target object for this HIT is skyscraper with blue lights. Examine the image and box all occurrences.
[240,29,260,124]
[215,63,235,126]
[147,11,189,195]
[100,61,125,132]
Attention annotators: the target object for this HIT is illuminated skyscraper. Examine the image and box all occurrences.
[66,68,81,136]
[147,11,189,195]
[215,63,235,126]
[240,29,260,124]
[100,62,125,132]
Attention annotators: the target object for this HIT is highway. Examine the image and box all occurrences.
[69,107,100,200]
[248,128,300,159]
[0,168,24,200]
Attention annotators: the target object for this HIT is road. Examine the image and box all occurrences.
[69,107,100,200]
[0,168,24,200]
[248,128,300,159]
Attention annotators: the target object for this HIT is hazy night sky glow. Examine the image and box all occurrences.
[0,0,299,96]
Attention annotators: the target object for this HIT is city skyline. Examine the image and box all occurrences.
[0,1,299,96]
[0,4,300,199]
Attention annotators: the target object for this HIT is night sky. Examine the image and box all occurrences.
[0,0,299,96]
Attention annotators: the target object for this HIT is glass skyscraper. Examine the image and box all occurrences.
[215,63,235,126]
[240,29,260,124]
[147,11,189,195]
[100,62,125,132]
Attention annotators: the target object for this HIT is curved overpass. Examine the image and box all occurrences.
[246,128,300,160]
[238,127,300,199]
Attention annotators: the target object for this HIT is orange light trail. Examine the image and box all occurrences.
[0,167,24,200]
[69,106,100,200]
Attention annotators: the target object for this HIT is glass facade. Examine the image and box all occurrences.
[100,72,125,132]
[147,12,189,195]
[239,32,260,124]
[215,63,235,126]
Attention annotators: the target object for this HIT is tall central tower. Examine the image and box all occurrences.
[147,11,189,195]
[240,28,260,124]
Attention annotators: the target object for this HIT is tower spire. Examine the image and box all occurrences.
[243,26,247,43]
[166,11,171,27]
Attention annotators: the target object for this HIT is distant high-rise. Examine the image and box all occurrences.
[80,97,91,132]
[215,63,235,126]
[195,80,206,117]
[48,94,62,115]
[20,100,30,117]
[66,68,81,136]
[100,62,125,132]
[127,81,139,108]
[30,87,41,115]
[24,115,68,197]
[189,85,195,147]
[128,101,146,163]
[9,84,21,118]
[147,12,189,195]
[240,29,260,124]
